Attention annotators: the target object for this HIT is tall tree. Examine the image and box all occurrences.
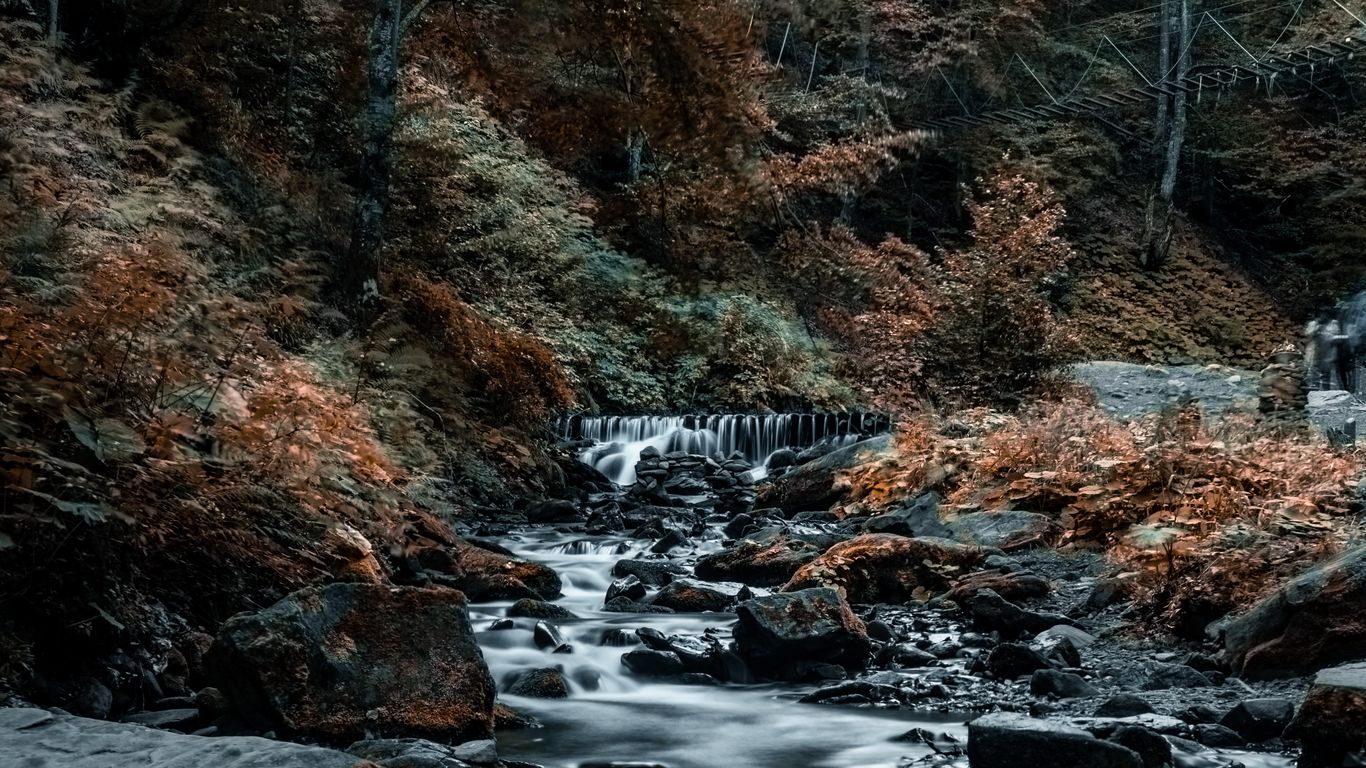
[339,0,402,314]
[1143,0,1190,271]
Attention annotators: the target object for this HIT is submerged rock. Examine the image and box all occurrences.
[782,534,983,603]
[967,712,1143,768]
[1219,698,1295,742]
[1221,545,1366,678]
[0,708,365,767]
[504,667,570,699]
[508,598,578,620]
[208,583,495,743]
[733,587,870,680]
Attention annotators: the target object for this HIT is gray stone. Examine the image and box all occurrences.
[733,587,870,679]
[0,708,364,767]
[948,510,1059,551]
[986,643,1052,680]
[1109,725,1171,768]
[1286,662,1366,768]
[967,712,1143,768]
[122,708,200,732]
[1218,698,1294,742]
[1140,663,1212,690]
[1095,694,1155,718]
[1031,669,1099,699]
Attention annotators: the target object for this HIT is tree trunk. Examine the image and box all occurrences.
[47,0,59,43]
[340,0,402,313]
[626,130,644,183]
[1143,0,1190,271]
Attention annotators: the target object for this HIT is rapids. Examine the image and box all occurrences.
[468,530,1297,768]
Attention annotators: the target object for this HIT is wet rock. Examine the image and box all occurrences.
[967,712,1143,768]
[1191,723,1245,748]
[965,589,1078,638]
[1140,663,1212,690]
[508,598,578,621]
[122,708,200,732]
[505,667,570,699]
[1218,698,1294,742]
[650,578,737,613]
[1031,631,1083,669]
[947,510,1059,551]
[602,597,675,614]
[493,703,540,730]
[442,538,562,601]
[755,435,892,514]
[733,587,871,680]
[1030,669,1098,699]
[1285,662,1366,768]
[525,499,582,523]
[622,649,686,677]
[349,736,499,766]
[986,643,1052,680]
[886,644,937,667]
[1085,578,1131,612]
[767,448,799,470]
[800,680,898,704]
[612,558,686,587]
[532,621,566,651]
[1095,694,1155,718]
[193,686,230,717]
[208,583,495,742]
[694,534,827,587]
[1109,725,1171,768]
[1222,545,1366,678]
[897,728,965,755]
[0,708,365,767]
[783,534,983,603]
[606,575,647,603]
[599,629,641,647]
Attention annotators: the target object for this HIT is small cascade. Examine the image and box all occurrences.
[558,413,892,485]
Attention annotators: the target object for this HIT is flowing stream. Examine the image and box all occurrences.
[471,530,968,768]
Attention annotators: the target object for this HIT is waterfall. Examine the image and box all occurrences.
[558,413,892,485]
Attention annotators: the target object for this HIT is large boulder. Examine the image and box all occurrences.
[733,587,871,679]
[1221,546,1366,678]
[694,532,833,587]
[755,435,892,514]
[783,534,983,603]
[209,583,495,743]
[443,538,562,601]
[649,578,739,612]
[1286,662,1366,768]
[0,708,368,767]
[861,492,949,538]
[967,713,1143,768]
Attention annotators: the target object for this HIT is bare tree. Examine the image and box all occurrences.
[1143,0,1191,271]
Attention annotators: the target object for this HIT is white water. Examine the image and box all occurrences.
[472,531,965,768]
[472,530,1299,768]
[560,414,885,485]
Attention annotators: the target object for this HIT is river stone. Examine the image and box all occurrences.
[965,589,1078,638]
[986,643,1052,680]
[946,570,1051,604]
[606,575,647,602]
[208,583,495,743]
[1218,698,1294,742]
[1222,545,1366,678]
[755,435,892,513]
[1031,669,1099,699]
[1109,725,1171,768]
[612,558,686,587]
[122,708,201,732]
[649,578,738,612]
[733,587,870,679]
[0,707,367,767]
[1192,723,1245,748]
[348,736,498,766]
[1095,694,1155,718]
[621,649,686,676]
[602,596,675,614]
[443,538,562,601]
[694,533,828,587]
[947,510,1060,551]
[1285,662,1366,768]
[504,667,570,698]
[508,598,577,620]
[782,534,983,603]
[862,492,948,538]
[967,712,1143,768]
[1140,663,1212,690]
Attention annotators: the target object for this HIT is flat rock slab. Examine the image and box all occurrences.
[0,708,368,767]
